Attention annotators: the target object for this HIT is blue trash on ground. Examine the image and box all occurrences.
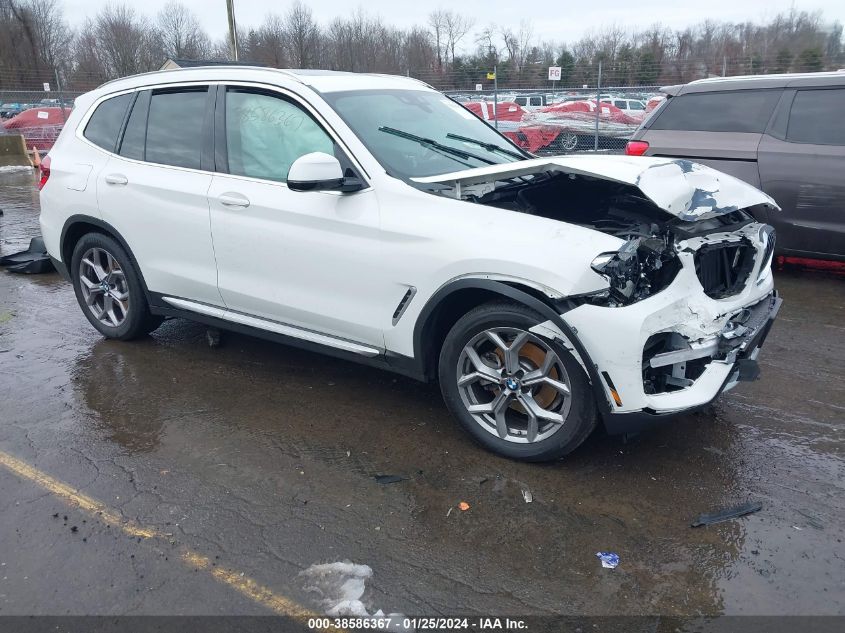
[596,552,619,569]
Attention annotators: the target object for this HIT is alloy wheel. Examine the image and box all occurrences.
[78,247,131,327]
[456,327,572,443]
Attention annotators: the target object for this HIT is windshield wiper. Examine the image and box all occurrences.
[379,126,495,165]
[446,133,526,160]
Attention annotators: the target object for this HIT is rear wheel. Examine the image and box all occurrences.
[438,302,597,461]
[70,233,162,340]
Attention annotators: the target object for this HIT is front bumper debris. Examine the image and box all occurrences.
[596,292,781,435]
[648,293,781,369]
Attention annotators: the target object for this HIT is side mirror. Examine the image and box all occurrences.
[287,152,363,193]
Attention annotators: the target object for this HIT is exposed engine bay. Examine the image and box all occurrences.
[465,172,763,306]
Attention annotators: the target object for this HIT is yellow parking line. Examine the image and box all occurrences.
[0,449,318,621]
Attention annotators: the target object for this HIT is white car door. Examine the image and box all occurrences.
[96,86,222,306]
[207,85,387,348]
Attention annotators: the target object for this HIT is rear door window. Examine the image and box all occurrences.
[649,89,781,133]
[83,93,132,152]
[787,89,845,145]
[145,87,208,169]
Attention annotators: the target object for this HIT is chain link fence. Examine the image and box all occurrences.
[1,81,663,156]
[446,85,661,155]
[0,91,78,153]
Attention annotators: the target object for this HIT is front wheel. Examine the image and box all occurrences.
[438,302,598,461]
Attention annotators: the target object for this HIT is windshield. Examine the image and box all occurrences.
[322,89,526,180]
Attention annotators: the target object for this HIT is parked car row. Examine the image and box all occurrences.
[1,98,72,119]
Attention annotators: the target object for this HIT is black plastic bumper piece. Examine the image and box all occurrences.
[0,237,55,274]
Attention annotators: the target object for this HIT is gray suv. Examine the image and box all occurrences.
[628,72,845,261]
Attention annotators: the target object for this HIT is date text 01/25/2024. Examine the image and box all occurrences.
[307,617,528,630]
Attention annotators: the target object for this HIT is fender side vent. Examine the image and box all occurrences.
[391,286,417,325]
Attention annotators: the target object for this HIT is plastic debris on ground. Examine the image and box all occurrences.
[596,552,620,569]
[206,327,222,348]
[522,489,533,503]
[374,474,406,485]
[691,501,763,527]
[0,237,54,274]
[458,501,470,511]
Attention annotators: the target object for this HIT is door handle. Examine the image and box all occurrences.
[104,173,128,185]
[218,192,250,208]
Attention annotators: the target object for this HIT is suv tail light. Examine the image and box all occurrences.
[625,140,649,156]
[37,155,50,190]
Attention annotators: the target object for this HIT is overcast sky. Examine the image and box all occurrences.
[62,0,845,48]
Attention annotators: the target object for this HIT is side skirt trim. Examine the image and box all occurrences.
[161,296,381,358]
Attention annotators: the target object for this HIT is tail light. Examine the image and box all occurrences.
[37,155,50,190]
[625,140,649,156]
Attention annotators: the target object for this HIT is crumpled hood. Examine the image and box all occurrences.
[412,154,779,221]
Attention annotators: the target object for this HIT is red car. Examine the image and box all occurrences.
[462,101,561,153]
[3,106,70,152]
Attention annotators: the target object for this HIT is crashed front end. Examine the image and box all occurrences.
[415,155,782,431]
[564,222,780,429]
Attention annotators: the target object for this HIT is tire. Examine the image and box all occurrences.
[70,232,163,340]
[438,301,597,462]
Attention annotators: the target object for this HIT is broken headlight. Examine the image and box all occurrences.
[589,236,680,306]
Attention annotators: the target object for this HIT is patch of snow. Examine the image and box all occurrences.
[300,561,374,616]
[0,165,33,173]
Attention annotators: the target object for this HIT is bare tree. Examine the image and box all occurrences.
[92,4,160,77]
[18,0,74,74]
[475,25,499,62]
[250,13,286,67]
[156,0,209,60]
[428,9,446,70]
[444,11,473,65]
[405,26,434,71]
[283,1,320,67]
[500,20,533,73]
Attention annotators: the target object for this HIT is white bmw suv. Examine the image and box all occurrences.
[39,67,781,461]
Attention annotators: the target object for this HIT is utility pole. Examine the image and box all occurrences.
[226,0,239,62]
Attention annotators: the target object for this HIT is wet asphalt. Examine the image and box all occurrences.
[0,168,843,617]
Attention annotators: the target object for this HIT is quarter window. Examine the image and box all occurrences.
[119,91,148,160]
[224,89,334,182]
[83,93,132,152]
[649,90,781,133]
[145,88,207,169]
[787,89,845,145]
